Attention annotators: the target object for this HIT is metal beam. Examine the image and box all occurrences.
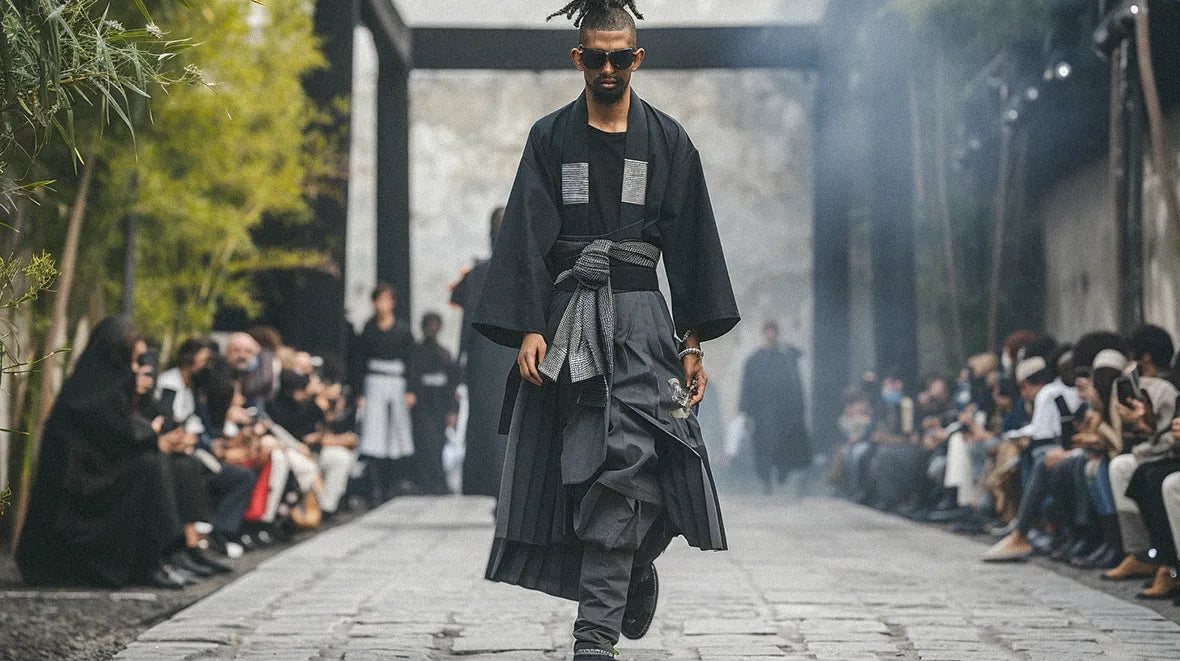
[364,0,413,67]
[411,26,820,70]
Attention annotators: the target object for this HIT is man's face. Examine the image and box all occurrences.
[762,326,779,347]
[1019,381,1040,403]
[424,318,441,340]
[374,290,395,317]
[227,340,258,371]
[927,379,948,403]
[573,29,644,106]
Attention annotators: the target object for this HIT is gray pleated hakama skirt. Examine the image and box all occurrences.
[486,288,727,601]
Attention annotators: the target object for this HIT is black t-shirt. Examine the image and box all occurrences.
[586,126,626,235]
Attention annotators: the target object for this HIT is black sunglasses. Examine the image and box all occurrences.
[578,47,636,70]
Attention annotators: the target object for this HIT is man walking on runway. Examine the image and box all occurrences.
[473,1,740,658]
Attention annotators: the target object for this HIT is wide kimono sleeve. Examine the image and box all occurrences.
[472,123,562,348]
[657,142,740,342]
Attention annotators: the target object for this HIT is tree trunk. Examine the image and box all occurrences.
[1134,5,1180,237]
[986,124,1014,352]
[934,50,964,364]
[12,153,96,547]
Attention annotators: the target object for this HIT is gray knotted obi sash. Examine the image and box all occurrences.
[538,239,661,406]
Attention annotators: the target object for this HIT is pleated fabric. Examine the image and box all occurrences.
[486,290,726,601]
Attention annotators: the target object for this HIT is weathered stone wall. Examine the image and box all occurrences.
[1041,109,1180,344]
[409,69,815,420]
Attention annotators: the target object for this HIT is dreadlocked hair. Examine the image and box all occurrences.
[547,0,644,27]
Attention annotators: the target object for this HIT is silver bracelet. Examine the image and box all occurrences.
[678,347,704,361]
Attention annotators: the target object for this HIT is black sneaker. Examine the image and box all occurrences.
[188,547,233,574]
[620,564,658,640]
[169,550,214,578]
[572,643,617,660]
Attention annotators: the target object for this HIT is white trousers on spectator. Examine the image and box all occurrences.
[1163,473,1180,563]
[944,432,981,507]
[263,448,322,523]
[318,445,355,513]
[360,371,414,460]
[1111,454,1152,554]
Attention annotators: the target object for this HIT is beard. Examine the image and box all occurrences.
[588,75,627,105]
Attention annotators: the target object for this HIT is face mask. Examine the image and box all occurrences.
[247,355,260,372]
[882,389,903,406]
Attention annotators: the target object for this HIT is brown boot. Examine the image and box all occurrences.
[1137,566,1180,600]
[1103,554,1161,581]
[982,530,1033,562]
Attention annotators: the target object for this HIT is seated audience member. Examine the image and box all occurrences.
[245,325,284,404]
[1106,331,1180,588]
[864,372,927,513]
[136,350,233,578]
[833,386,876,502]
[269,369,358,517]
[1161,413,1180,605]
[17,317,188,589]
[1118,328,1180,598]
[983,354,1080,560]
[1068,348,1129,569]
[191,355,259,558]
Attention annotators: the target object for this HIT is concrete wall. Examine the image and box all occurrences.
[1041,109,1180,344]
[408,69,815,420]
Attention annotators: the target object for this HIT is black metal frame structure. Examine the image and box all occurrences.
[308,1,899,448]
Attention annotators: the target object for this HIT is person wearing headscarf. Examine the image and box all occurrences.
[17,316,190,588]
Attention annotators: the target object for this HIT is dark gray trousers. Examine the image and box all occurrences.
[573,516,674,646]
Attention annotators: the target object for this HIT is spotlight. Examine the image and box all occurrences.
[1005,108,1020,123]
[1053,61,1072,80]
[1024,86,1040,102]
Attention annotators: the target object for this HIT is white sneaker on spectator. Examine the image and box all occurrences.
[988,521,1015,537]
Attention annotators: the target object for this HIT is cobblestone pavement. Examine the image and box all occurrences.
[114,496,1180,660]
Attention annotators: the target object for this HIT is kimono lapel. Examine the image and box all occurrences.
[559,90,650,232]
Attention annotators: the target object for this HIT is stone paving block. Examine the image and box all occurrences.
[683,619,779,635]
[805,641,898,654]
[342,653,431,661]
[114,642,221,660]
[448,636,556,653]
[903,625,984,641]
[772,603,872,620]
[691,645,795,656]
[681,634,791,647]
[344,634,438,649]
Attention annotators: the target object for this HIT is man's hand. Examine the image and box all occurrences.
[683,354,707,406]
[1072,431,1102,450]
[518,333,548,386]
[404,392,417,409]
[1044,447,1070,470]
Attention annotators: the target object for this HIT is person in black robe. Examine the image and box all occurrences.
[472,3,739,657]
[739,321,812,495]
[412,312,460,495]
[452,207,520,497]
[17,316,191,589]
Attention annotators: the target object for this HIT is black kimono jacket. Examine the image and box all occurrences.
[473,90,739,599]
